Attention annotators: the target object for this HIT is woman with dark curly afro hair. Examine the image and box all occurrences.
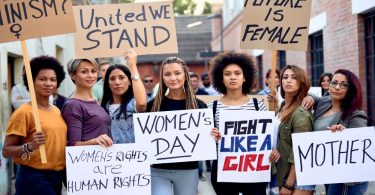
[3,56,67,195]
[208,52,280,195]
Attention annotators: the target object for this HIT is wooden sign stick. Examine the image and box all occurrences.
[269,50,278,111]
[21,40,47,164]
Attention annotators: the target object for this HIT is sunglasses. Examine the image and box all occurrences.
[143,80,153,83]
[330,81,349,89]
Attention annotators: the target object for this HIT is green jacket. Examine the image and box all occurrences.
[276,105,313,187]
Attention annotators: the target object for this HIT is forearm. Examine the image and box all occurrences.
[129,66,147,112]
[286,164,297,186]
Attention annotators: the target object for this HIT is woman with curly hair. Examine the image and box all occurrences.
[208,51,280,195]
[3,56,67,195]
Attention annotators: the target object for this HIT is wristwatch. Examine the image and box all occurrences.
[131,74,140,81]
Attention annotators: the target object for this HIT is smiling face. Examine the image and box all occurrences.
[223,64,245,92]
[281,68,300,95]
[72,61,97,89]
[321,75,331,90]
[34,69,57,98]
[108,68,131,98]
[329,73,349,102]
[162,63,186,91]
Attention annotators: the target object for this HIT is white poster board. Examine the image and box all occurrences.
[66,144,151,195]
[217,110,274,183]
[292,126,375,185]
[134,108,217,164]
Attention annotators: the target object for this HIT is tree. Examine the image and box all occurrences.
[202,1,212,15]
[173,0,197,15]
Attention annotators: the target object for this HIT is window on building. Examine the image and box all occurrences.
[257,55,264,88]
[365,12,375,125]
[309,31,324,86]
[278,50,286,70]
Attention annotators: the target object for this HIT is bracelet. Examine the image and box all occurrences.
[283,183,294,191]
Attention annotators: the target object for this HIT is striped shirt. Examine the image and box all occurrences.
[207,98,268,127]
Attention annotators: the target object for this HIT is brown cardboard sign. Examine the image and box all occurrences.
[0,0,76,43]
[240,0,312,51]
[74,1,178,58]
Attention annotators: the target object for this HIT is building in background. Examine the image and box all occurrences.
[137,15,213,83]
[212,0,375,125]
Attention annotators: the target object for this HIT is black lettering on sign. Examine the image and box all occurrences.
[67,179,109,193]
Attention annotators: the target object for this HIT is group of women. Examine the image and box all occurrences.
[2,50,369,195]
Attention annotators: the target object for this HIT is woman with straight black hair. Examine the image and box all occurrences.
[101,50,147,144]
[313,69,368,195]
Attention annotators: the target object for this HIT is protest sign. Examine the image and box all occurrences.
[66,144,151,195]
[0,0,75,43]
[134,108,217,164]
[240,0,312,51]
[73,1,178,58]
[217,110,274,183]
[292,126,375,185]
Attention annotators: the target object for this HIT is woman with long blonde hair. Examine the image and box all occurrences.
[147,57,215,195]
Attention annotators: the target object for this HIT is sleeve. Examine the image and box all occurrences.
[6,108,30,137]
[146,99,154,112]
[197,99,208,109]
[288,109,313,163]
[257,98,268,111]
[348,110,368,128]
[128,98,137,113]
[10,86,30,109]
[62,101,84,146]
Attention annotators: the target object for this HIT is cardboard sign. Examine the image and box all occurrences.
[0,0,75,43]
[134,108,217,164]
[66,144,151,195]
[217,110,274,183]
[292,127,375,185]
[240,0,312,51]
[73,1,178,58]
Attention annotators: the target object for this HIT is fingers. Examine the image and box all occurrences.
[124,49,137,66]
[328,124,346,132]
[96,134,113,147]
[210,128,221,142]
[269,150,280,163]
[31,131,45,150]
[301,96,314,110]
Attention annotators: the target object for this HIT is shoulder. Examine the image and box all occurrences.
[350,110,368,121]
[196,99,208,108]
[292,106,313,119]
[11,104,32,116]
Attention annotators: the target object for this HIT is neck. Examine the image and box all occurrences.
[36,96,50,107]
[112,95,122,104]
[167,88,185,100]
[331,99,341,111]
[224,89,244,100]
[73,86,94,101]
[284,93,296,107]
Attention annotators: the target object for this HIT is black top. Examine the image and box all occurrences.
[147,96,207,170]
[196,88,209,95]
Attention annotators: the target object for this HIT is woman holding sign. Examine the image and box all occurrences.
[276,65,314,195]
[101,50,147,144]
[63,58,112,147]
[207,51,280,195]
[313,69,368,195]
[2,56,67,195]
[146,57,210,195]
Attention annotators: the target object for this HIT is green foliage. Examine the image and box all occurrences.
[202,1,212,15]
[173,0,197,15]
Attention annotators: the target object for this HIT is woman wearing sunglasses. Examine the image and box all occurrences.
[313,69,368,195]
